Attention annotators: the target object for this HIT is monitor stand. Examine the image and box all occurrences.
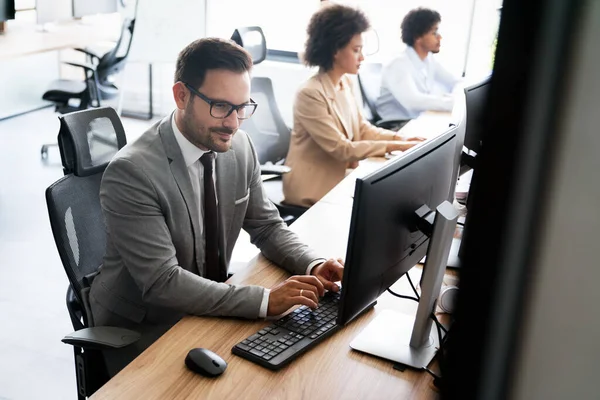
[421,222,464,268]
[350,200,458,369]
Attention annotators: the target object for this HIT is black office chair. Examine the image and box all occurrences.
[42,18,135,115]
[231,26,267,64]
[242,77,308,224]
[41,18,135,159]
[357,62,409,130]
[231,27,308,224]
[45,107,139,400]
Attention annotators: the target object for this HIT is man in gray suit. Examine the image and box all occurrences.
[89,38,343,371]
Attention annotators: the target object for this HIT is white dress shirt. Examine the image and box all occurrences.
[171,115,324,318]
[376,46,460,121]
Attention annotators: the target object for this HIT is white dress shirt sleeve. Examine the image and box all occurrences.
[434,59,461,92]
[258,288,270,318]
[306,258,326,275]
[383,60,454,113]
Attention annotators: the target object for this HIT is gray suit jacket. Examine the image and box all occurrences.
[89,114,321,330]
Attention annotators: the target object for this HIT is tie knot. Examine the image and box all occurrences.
[200,152,214,169]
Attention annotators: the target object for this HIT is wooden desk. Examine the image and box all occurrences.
[91,117,458,399]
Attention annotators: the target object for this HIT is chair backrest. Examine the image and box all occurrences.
[230,26,267,65]
[97,18,135,83]
[242,76,291,165]
[46,107,127,327]
[357,62,383,123]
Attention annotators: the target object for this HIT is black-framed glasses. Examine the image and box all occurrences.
[183,82,258,120]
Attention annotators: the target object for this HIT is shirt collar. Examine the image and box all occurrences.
[406,46,431,68]
[171,113,215,167]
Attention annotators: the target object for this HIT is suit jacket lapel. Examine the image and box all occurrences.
[319,73,352,139]
[158,114,204,274]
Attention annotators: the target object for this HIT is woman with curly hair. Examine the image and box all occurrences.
[282,4,424,208]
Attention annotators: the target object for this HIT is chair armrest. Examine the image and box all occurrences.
[260,164,291,175]
[62,326,140,350]
[63,61,97,74]
[74,47,101,62]
[374,118,410,130]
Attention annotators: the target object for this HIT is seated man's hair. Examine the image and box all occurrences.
[401,8,442,47]
[304,4,370,71]
[174,38,253,89]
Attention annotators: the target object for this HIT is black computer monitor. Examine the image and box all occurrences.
[0,0,15,21]
[463,76,491,155]
[338,125,459,368]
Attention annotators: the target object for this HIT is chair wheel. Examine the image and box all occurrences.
[41,145,48,159]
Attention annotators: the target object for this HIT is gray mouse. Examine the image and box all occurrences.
[185,348,227,377]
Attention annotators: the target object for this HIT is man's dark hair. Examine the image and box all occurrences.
[304,4,370,71]
[401,8,441,47]
[174,38,252,89]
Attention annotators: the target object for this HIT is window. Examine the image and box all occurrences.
[333,0,502,79]
[206,0,321,53]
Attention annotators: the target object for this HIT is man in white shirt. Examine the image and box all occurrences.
[376,8,460,126]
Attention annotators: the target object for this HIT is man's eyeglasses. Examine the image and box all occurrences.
[183,82,258,120]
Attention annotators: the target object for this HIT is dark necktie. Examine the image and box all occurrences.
[199,152,223,282]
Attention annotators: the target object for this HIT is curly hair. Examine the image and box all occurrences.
[303,4,370,71]
[401,8,441,47]
[174,38,252,89]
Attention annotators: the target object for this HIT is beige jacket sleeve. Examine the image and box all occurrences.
[295,87,393,163]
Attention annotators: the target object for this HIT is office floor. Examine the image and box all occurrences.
[0,107,259,400]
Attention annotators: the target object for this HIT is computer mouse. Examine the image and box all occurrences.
[185,348,227,377]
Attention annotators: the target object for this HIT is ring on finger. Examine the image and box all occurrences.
[300,289,304,297]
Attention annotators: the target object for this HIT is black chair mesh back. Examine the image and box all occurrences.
[97,19,135,85]
[59,107,127,177]
[46,174,106,304]
[242,77,291,165]
[231,26,266,65]
[47,107,126,324]
[357,63,383,122]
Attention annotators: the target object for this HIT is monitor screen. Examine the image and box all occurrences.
[338,125,458,326]
[463,76,491,154]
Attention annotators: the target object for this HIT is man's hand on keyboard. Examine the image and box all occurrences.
[311,258,344,293]
[267,275,325,316]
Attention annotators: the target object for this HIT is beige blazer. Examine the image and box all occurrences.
[283,73,397,208]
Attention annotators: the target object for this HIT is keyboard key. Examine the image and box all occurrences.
[247,334,261,342]
[237,344,251,351]
[250,349,265,357]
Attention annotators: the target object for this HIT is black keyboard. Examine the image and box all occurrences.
[232,291,341,370]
